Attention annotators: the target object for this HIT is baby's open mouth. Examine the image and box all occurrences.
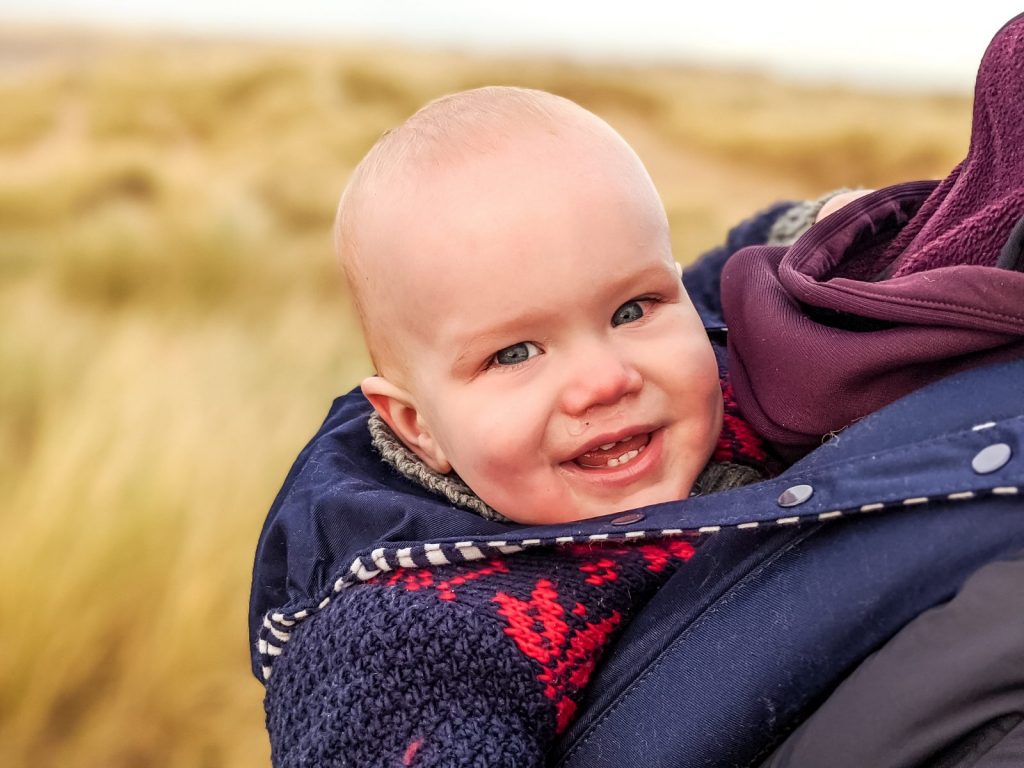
[574,432,651,469]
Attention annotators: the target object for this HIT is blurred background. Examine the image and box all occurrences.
[0,2,1019,766]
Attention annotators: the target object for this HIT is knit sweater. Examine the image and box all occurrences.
[266,539,699,766]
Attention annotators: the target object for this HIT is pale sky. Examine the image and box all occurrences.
[2,1,1022,90]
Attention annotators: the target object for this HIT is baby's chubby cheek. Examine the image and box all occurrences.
[469,434,617,525]
[428,410,552,514]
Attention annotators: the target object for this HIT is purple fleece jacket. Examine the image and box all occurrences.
[722,13,1024,450]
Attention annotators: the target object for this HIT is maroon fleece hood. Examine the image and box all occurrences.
[722,13,1024,450]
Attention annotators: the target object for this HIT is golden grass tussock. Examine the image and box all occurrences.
[0,23,972,767]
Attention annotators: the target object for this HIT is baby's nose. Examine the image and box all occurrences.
[560,349,643,418]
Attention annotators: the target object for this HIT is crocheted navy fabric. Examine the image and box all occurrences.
[265,540,697,767]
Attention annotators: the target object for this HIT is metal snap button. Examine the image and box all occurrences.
[777,484,814,508]
[971,443,1012,474]
[610,512,645,526]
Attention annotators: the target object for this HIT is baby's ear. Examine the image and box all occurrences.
[361,376,452,474]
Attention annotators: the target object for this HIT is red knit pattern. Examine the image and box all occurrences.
[383,558,511,601]
[494,583,621,733]
[714,380,769,466]
[383,539,697,734]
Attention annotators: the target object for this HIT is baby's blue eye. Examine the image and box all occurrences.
[612,300,645,326]
[493,341,541,366]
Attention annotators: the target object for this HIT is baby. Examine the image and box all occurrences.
[335,85,741,525]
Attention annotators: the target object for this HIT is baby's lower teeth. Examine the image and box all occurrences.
[606,448,641,468]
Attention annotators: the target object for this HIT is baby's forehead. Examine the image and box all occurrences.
[341,88,663,374]
[387,113,605,199]
[357,126,642,272]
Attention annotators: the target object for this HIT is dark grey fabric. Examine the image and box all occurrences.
[996,214,1024,271]
[762,551,1024,768]
[968,719,1024,768]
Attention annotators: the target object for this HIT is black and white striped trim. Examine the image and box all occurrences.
[256,480,1020,681]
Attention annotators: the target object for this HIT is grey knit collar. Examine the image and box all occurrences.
[368,413,763,523]
[767,189,853,246]
[368,413,509,522]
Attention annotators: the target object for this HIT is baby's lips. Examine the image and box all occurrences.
[574,432,650,468]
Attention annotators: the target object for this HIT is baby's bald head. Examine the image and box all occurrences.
[335,86,668,384]
[340,87,720,524]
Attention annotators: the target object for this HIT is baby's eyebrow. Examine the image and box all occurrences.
[447,310,550,371]
[450,326,530,371]
[451,338,486,369]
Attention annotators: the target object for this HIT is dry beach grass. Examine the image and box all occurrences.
[0,24,972,766]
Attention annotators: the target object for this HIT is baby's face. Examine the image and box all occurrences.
[363,129,722,524]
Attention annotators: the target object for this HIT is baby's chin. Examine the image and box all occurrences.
[494,480,695,527]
